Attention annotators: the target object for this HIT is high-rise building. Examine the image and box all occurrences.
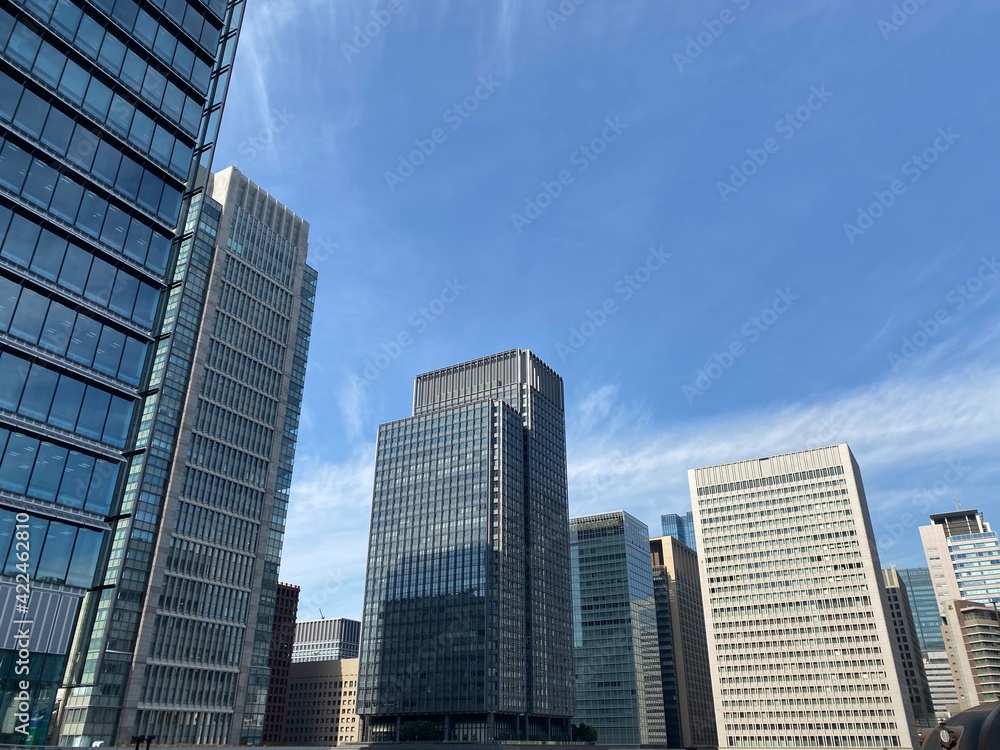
[883,568,935,726]
[689,444,919,750]
[57,167,317,745]
[292,617,361,663]
[358,349,575,742]
[649,535,717,749]
[897,567,946,654]
[569,512,664,746]
[263,583,300,744]
[921,509,1000,612]
[661,511,696,550]
[942,600,1000,711]
[0,0,245,744]
[285,658,359,745]
[923,650,960,719]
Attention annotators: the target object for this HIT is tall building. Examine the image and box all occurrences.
[569,512,665,747]
[649,535,717,749]
[661,511,696,550]
[942,600,1000,711]
[358,349,575,742]
[897,567,946,654]
[0,0,245,744]
[285,658,359,746]
[292,617,361,663]
[920,509,1000,611]
[263,583,300,744]
[57,167,318,745]
[883,568,935,726]
[923,650,960,719]
[690,444,919,750]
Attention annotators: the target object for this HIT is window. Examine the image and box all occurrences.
[48,376,85,430]
[9,287,48,343]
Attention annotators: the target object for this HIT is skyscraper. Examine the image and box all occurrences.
[0,0,245,743]
[649,534,717,749]
[941,600,1000,711]
[689,444,919,750]
[57,167,317,745]
[882,568,935,726]
[569,511,665,746]
[263,583,300,744]
[358,349,575,742]
[293,618,361,663]
[897,567,946,654]
[661,511,696,550]
[920,509,1000,611]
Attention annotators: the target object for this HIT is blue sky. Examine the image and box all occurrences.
[212,0,1000,619]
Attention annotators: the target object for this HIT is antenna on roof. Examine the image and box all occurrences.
[954,498,962,510]
[319,609,325,619]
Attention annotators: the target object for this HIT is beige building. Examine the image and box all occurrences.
[689,444,919,750]
[920,509,1000,612]
[285,658,360,745]
[649,535,717,749]
[882,568,935,726]
[941,600,1000,711]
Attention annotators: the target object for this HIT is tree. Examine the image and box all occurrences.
[571,723,598,743]
[399,720,440,741]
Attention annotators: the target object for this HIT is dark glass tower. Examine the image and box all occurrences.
[0,0,243,744]
[358,349,575,742]
[661,510,696,550]
[897,567,946,654]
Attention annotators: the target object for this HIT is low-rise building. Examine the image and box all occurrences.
[285,658,360,745]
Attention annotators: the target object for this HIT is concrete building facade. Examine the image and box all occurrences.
[941,599,1000,711]
[920,509,1000,612]
[292,617,360,663]
[285,658,359,745]
[569,511,665,746]
[689,444,919,750]
[649,534,717,749]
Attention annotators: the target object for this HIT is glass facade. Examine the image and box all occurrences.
[359,349,574,742]
[570,511,665,746]
[57,168,315,746]
[897,567,945,654]
[661,510,696,550]
[0,0,242,744]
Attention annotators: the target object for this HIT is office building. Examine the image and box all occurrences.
[358,349,575,742]
[285,658,359,745]
[942,600,1000,711]
[690,444,919,750]
[897,567,946,654]
[661,511,696,550]
[569,512,665,746]
[57,167,318,745]
[924,650,959,719]
[0,0,246,744]
[921,509,1000,611]
[649,535,716,749]
[263,583,300,744]
[883,568,935,726]
[292,617,361,663]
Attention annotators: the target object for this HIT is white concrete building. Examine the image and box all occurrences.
[689,443,918,750]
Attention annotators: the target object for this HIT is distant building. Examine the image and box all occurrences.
[690,444,919,750]
[923,650,960,719]
[293,618,361,663]
[897,567,946,653]
[661,511,696,550]
[285,658,359,745]
[942,600,1000,711]
[570,511,665,746]
[264,583,300,743]
[883,568,935,726]
[920,509,1000,611]
[649,535,717,749]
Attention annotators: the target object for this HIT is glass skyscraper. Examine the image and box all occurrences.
[358,349,575,742]
[897,567,946,654]
[56,167,316,745]
[661,510,696,550]
[570,511,665,746]
[0,0,244,744]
